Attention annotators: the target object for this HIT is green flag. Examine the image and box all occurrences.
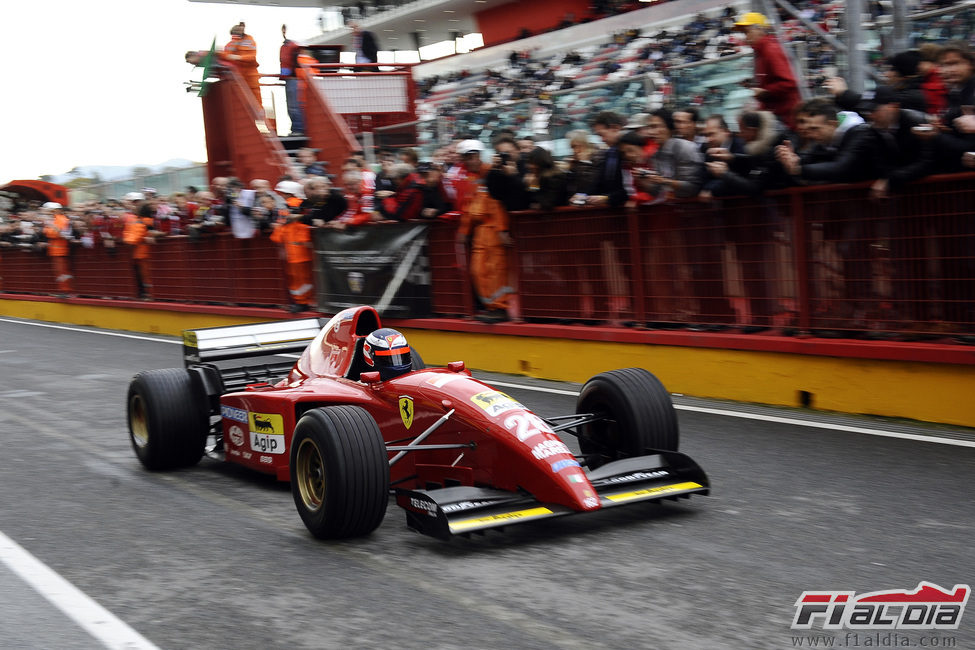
[198,37,217,97]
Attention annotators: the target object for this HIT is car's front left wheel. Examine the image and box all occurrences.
[290,405,389,539]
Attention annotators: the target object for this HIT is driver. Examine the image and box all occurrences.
[362,328,413,381]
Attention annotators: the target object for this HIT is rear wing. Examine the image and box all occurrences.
[182,318,325,395]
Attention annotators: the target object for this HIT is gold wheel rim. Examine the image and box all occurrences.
[296,438,325,511]
[130,394,150,448]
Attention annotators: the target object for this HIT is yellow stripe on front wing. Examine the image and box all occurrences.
[604,481,704,504]
[450,507,554,532]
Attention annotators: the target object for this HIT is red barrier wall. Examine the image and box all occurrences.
[475,0,592,45]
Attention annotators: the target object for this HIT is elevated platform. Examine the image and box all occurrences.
[2,293,972,429]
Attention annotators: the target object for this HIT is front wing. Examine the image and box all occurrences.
[395,450,709,540]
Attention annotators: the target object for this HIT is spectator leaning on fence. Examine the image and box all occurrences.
[270,188,314,313]
[563,129,599,201]
[332,171,376,228]
[934,41,975,172]
[523,147,569,211]
[586,111,628,207]
[122,196,158,300]
[417,162,453,219]
[643,108,704,199]
[867,85,937,199]
[41,202,74,296]
[454,139,514,323]
[378,164,424,222]
[776,98,877,184]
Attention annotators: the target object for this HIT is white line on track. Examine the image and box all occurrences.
[0,317,176,344]
[484,384,975,448]
[4,317,972,448]
[0,530,159,650]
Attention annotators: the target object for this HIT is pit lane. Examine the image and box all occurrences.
[1,316,973,650]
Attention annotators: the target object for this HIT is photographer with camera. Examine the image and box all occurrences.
[486,136,528,212]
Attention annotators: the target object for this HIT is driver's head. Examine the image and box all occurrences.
[363,328,412,381]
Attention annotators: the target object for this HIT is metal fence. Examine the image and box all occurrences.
[4,173,974,339]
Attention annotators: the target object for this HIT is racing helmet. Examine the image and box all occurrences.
[362,328,412,381]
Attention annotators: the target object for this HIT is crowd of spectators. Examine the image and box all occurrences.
[415,1,975,127]
[422,36,975,328]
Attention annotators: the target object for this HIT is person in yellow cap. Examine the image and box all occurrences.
[735,12,801,129]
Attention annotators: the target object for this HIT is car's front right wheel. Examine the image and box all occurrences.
[575,368,679,468]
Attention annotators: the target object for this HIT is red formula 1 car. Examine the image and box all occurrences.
[127,305,709,540]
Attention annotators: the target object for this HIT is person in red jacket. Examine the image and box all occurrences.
[735,12,801,129]
[378,164,424,222]
[279,24,303,135]
[41,203,74,295]
[220,22,262,109]
[918,42,948,117]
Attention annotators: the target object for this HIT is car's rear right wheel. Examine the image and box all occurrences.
[290,405,389,539]
[127,368,208,470]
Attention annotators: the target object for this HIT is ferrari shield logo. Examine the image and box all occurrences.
[399,396,414,429]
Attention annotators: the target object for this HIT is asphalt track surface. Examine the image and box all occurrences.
[1,316,974,650]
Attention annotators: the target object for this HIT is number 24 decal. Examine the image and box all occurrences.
[503,413,553,442]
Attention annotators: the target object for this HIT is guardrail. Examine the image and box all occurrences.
[3,173,973,339]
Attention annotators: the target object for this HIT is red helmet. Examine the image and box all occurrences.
[362,328,412,380]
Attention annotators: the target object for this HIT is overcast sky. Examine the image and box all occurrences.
[1,0,325,183]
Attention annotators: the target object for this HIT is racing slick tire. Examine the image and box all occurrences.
[576,368,678,468]
[127,368,209,470]
[410,348,425,371]
[290,405,389,539]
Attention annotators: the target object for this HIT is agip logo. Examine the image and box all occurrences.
[248,412,283,435]
[792,582,969,630]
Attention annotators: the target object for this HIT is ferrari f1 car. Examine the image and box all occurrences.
[127,305,709,540]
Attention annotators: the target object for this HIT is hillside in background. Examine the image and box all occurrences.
[44,158,200,184]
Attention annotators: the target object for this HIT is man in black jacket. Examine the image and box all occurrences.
[586,111,628,207]
[868,85,935,198]
[775,99,877,184]
[776,99,879,329]
[933,41,975,172]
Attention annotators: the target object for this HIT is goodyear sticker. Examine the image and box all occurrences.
[470,391,525,417]
[399,396,414,429]
[248,412,285,455]
[450,507,553,532]
[605,481,703,504]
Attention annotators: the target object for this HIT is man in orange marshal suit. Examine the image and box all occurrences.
[220,22,262,109]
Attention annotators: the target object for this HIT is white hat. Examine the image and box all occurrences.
[42,202,63,209]
[123,192,145,201]
[457,139,485,154]
[274,180,303,196]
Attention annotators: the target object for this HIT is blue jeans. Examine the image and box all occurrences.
[285,78,304,133]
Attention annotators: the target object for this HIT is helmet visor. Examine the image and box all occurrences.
[374,346,411,370]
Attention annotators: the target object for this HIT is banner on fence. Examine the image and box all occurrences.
[313,222,431,318]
